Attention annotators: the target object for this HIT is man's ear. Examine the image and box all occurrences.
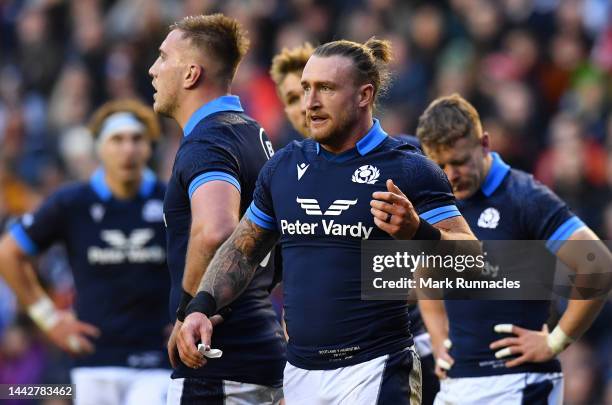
[358,84,374,108]
[184,64,204,89]
[481,131,490,154]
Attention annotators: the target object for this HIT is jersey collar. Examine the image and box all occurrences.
[315,118,388,156]
[481,152,511,197]
[184,95,244,137]
[90,167,157,201]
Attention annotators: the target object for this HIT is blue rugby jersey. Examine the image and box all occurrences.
[447,152,586,377]
[10,168,170,369]
[247,119,461,370]
[163,95,285,386]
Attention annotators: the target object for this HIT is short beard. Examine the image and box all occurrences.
[316,107,358,149]
[154,89,179,119]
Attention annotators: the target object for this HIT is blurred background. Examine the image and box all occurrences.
[0,0,610,404]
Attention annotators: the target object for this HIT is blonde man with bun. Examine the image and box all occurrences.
[0,98,171,405]
[179,38,476,404]
[270,42,314,138]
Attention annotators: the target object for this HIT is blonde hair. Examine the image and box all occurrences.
[270,42,315,87]
[416,93,483,149]
[313,37,393,103]
[170,14,249,86]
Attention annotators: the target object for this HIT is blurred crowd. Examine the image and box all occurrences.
[0,0,610,404]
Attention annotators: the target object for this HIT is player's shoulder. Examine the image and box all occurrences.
[190,111,259,140]
[48,181,93,207]
[506,168,554,199]
[258,139,313,179]
[389,134,423,153]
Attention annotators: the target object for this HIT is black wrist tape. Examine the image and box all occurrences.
[413,219,441,240]
[175,290,193,322]
[185,291,217,318]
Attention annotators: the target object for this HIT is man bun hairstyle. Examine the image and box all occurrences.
[171,13,250,87]
[313,37,393,104]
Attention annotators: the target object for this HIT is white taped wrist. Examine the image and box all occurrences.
[27,297,60,331]
[547,325,574,355]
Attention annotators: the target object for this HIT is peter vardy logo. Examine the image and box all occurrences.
[478,208,500,229]
[88,228,165,265]
[296,197,357,216]
[297,163,309,180]
[352,165,380,184]
[283,197,372,239]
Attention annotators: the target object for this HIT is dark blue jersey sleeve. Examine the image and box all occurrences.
[176,126,242,199]
[9,186,73,255]
[519,176,585,252]
[399,152,460,224]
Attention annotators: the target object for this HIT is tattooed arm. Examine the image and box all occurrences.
[177,216,279,368]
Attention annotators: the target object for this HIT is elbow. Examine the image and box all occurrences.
[200,225,236,252]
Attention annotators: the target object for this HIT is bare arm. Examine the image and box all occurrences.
[419,299,454,379]
[177,216,279,367]
[198,216,279,309]
[490,226,610,367]
[0,234,47,306]
[0,234,99,354]
[553,227,608,339]
[183,181,241,295]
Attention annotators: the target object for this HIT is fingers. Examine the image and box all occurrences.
[76,321,101,338]
[386,179,407,198]
[494,323,526,336]
[209,314,224,327]
[373,215,397,234]
[177,314,213,369]
[177,325,205,369]
[489,337,520,350]
[494,346,516,359]
[168,343,178,369]
[504,354,529,368]
[437,357,452,371]
[371,191,408,205]
[434,364,448,380]
[65,333,94,355]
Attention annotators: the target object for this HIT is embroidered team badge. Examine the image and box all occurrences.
[90,204,105,223]
[477,207,500,229]
[351,165,380,184]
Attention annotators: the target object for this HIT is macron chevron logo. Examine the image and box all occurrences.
[297,163,309,180]
[296,197,358,216]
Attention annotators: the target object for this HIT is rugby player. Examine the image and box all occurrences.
[416,94,608,404]
[270,41,440,405]
[148,14,285,404]
[0,99,171,405]
[178,38,476,404]
[270,42,314,138]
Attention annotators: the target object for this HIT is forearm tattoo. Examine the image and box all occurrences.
[198,217,278,308]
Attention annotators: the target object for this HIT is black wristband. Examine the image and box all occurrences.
[413,219,441,240]
[175,290,193,322]
[185,291,217,318]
